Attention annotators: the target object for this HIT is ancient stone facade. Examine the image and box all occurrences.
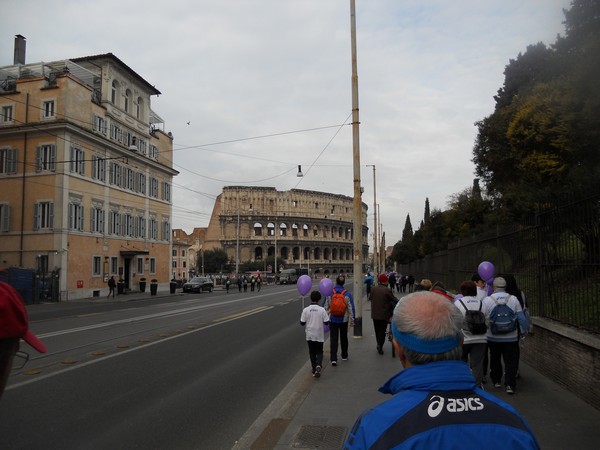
[203,186,369,275]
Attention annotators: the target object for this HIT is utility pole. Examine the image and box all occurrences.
[350,0,363,337]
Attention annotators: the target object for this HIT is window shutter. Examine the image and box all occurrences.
[33,203,39,230]
[36,146,42,172]
[8,148,17,174]
[1,205,9,231]
[48,203,54,229]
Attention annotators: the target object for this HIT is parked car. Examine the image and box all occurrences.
[182,276,214,293]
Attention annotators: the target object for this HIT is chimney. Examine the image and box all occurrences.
[14,35,26,65]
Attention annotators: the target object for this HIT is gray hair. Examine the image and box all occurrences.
[393,291,463,365]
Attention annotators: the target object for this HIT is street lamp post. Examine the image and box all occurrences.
[235,207,240,275]
[367,164,377,279]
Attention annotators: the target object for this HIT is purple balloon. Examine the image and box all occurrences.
[318,278,334,297]
[478,261,495,282]
[454,294,463,301]
[297,275,312,296]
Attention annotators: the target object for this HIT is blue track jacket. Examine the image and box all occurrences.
[344,360,540,449]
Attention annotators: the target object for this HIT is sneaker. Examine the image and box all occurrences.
[506,386,515,395]
[494,382,502,388]
[377,346,384,355]
[314,366,321,378]
[342,357,348,361]
[331,361,337,366]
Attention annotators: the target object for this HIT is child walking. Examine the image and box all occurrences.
[300,291,330,378]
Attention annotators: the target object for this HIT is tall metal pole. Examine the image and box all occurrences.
[350,0,364,337]
[367,165,377,279]
[235,207,240,275]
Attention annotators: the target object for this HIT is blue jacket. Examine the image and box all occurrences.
[344,360,539,449]
[325,285,356,324]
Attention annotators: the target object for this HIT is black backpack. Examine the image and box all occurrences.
[458,299,487,335]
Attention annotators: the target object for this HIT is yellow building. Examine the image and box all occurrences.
[0,42,177,300]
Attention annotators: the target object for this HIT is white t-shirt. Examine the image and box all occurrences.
[454,296,488,344]
[301,303,329,342]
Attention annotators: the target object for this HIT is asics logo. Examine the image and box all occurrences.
[427,395,484,418]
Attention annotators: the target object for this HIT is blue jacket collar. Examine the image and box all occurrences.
[379,360,476,394]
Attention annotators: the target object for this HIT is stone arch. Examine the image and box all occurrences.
[254,222,263,236]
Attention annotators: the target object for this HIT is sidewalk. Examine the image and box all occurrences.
[234,298,600,450]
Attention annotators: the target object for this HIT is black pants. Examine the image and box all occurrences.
[329,321,349,362]
[307,340,324,373]
[488,340,520,388]
[373,319,388,349]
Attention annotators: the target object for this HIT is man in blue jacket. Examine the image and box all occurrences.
[344,291,539,450]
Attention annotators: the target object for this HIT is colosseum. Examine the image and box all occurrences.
[202,186,369,275]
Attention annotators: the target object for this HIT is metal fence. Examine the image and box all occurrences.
[399,194,600,334]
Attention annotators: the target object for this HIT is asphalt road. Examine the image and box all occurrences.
[0,286,310,449]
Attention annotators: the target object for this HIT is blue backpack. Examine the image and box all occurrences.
[489,297,517,334]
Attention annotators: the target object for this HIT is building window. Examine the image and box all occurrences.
[34,201,54,230]
[91,205,105,233]
[124,213,133,237]
[123,131,133,147]
[172,249,177,257]
[136,215,146,238]
[149,145,158,160]
[111,257,118,275]
[149,258,156,274]
[124,89,131,113]
[110,124,122,143]
[109,162,122,186]
[150,177,159,198]
[125,168,135,191]
[137,257,144,274]
[109,210,121,235]
[182,250,186,257]
[111,80,119,105]
[149,217,158,240]
[69,146,85,175]
[69,201,84,231]
[42,100,55,119]
[162,182,171,201]
[92,155,106,181]
[0,203,10,231]
[136,97,143,119]
[172,260,177,268]
[36,145,56,172]
[0,148,18,174]
[1,105,13,124]
[136,173,146,194]
[162,219,171,241]
[92,256,102,276]
[138,139,147,155]
[93,115,107,135]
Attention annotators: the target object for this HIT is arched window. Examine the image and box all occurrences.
[254,222,263,236]
[124,89,131,113]
[136,97,143,119]
[111,80,119,104]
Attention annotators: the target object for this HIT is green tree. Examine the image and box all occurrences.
[201,249,230,273]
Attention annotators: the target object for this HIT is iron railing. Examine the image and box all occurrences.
[399,194,600,333]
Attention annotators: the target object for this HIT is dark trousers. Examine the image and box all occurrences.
[329,321,349,361]
[488,340,520,388]
[461,342,487,387]
[307,340,324,373]
[373,319,388,349]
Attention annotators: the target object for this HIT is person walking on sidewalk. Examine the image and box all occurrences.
[370,273,397,355]
[483,276,528,395]
[454,281,488,387]
[300,291,329,378]
[107,276,116,298]
[324,275,355,366]
[344,291,540,450]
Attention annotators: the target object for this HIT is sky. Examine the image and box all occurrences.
[0,0,571,247]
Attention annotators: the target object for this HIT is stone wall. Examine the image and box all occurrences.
[521,318,600,411]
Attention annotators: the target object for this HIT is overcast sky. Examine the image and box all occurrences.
[1,0,571,247]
